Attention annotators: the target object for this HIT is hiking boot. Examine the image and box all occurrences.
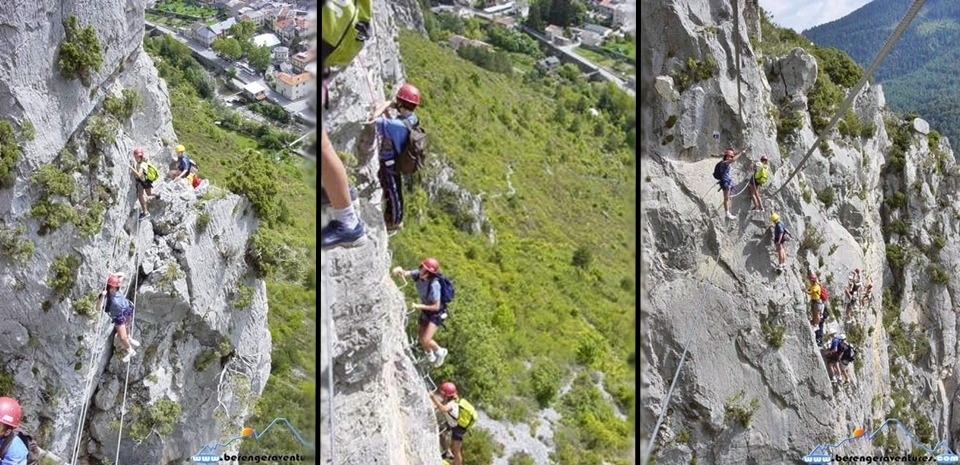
[426,351,437,364]
[320,220,365,249]
[122,348,137,363]
[433,348,448,367]
[129,338,141,348]
[725,212,736,220]
[320,186,358,206]
[386,221,404,231]
[138,211,150,220]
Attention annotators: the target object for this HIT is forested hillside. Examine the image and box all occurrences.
[804,0,960,145]
[389,27,635,464]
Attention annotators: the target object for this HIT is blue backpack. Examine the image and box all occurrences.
[713,161,727,181]
[436,274,455,312]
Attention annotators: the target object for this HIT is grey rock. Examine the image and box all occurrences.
[912,117,930,135]
[655,75,680,101]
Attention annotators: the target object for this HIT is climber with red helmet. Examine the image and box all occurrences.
[392,256,449,367]
[94,273,141,363]
[713,147,744,220]
[368,83,422,231]
[748,154,770,213]
[0,397,27,463]
[429,382,474,465]
[128,147,159,221]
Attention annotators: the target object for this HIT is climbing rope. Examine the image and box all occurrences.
[773,0,927,196]
[69,225,137,465]
[113,214,144,464]
[732,0,744,124]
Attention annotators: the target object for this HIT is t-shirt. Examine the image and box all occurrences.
[177,154,192,173]
[105,293,133,319]
[829,336,842,352]
[409,270,441,306]
[773,221,786,241]
[717,161,732,184]
[443,399,460,428]
[136,160,148,179]
[0,434,27,465]
[808,283,822,302]
[376,113,418,160]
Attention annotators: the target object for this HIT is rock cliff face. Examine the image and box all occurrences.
[642,0,960,463]
[321,0,444,464]
[0,2,269,463]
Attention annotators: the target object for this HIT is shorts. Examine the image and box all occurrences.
[451,425,467,442]
[719,179,732,191]
[419,310,447,327]
[137,178,154,190]
[112,307,133,326]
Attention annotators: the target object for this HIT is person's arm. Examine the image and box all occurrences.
[429,393,451,412]
[367,101,394,124]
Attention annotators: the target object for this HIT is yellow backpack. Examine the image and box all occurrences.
[321,0,373,69]
[456,398,476,429]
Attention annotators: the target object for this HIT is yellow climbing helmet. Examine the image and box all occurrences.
[770,213,780,222]
[176,144,186,153]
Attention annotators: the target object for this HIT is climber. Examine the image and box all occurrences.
[860,281,874,307]
[168,144,197,182]
[807,274,824,328]
[844,268,864,319]
[713,148,744,220]
[392,258,449,367]
[128,147,158,221]
[824,333,851,385]
[0,397,26,464]
[813,304,829,347]
[429,382,475,465]
[770,213,791,270]
[319,0,370,249]
[368,83,422,231]
[94,273,140,363]
[748,154,769,212]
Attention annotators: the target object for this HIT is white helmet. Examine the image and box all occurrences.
[839,333,847,340]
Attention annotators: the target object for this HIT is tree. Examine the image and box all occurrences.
[212,37,243,60]
[546,0,586,27]
[227,149,284,225]
[248,45,272,73]
[230,19,256,53]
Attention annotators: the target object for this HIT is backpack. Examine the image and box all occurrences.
[396,120,427,175]
[455,398,477,429]
[841,343,856,362]
[820,286,830,301]
[712,161,726,180]
[144,162,159,182]
[0,428,42,465]
[321,0,373,69]
[436,273,455,312]
[753,163,769,185]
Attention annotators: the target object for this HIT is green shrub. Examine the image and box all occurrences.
[0,121,21,184]
[73,291,99,317]
[888,219,909,236]
[196,211,211,234]
[0,372,13,398]
[761,320,785,348]
[807,67,843,135]
[724,390,760,427]
[104,89,143,121]
[0,223,35,263]
[231,283,254,310]
[837,109,861,138]
[572,246,593,269]
[75,200,105,237]
[776,108,804,144]
[57,16,103,85]
[20,119,34,142]
[32,165,75,197]
[932,233,947,250]
[245,228,305,280]
[886,243,910,270]
[930,262,950,285]
[459,428,501,465]
[885,192,907,209]
[800,228,825,253]
[30,200,78,235]
[47,254,80,299]
[227,150,284,225]
[860,120,876,139]
[87,115,118,155]
[817,186,836,208]
[813,47,862,88]
[675,429,690,444]
[128,398,181,441]
[530,358,562,408]
[671,56,717,93]
[248,102,291,124]
[508,452,536,465]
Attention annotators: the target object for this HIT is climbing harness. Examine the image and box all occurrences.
[773,0,927,196]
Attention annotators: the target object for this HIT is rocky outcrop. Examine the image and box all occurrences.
[321,0,443,464]
[0,3,269,463]
[642,0,960,463]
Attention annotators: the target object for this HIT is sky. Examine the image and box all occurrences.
[758,0,873,32]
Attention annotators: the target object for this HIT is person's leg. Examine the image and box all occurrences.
[320,128,352,210]
[168,169,181,180]
[723,188,731,213]
[422,321,441,352]
[756,187,764,210]
[418,318,431,352]
[452,439,463,465]
[394,171,405,226]
[138,187,147,213]
[380,165,401,226]
[116,324,132,350]
[748,183,758,208]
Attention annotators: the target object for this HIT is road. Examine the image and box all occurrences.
[520,24,635,95]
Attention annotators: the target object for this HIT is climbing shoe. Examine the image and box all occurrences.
[320,220,365,249]
[122,348,137,363]
[725,212,736,220]
[320,186,358,207]
[129,338,141,348]
[138,212,150,220]
[433,347,448,368]
[426,351,437,364]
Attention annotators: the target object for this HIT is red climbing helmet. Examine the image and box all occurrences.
[133,147,144,158]
[396,83,421,106]
[760,154,769,162]
[808,274,818,282]
[855,268,860,273]
[439,382,457,397]
[724,149,735,158]
[420,257,440,275]
[0,397,22,428]
[107,275,121,288]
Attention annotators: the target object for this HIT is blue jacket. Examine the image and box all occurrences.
[376,114,418,160]
[0,434,27,465]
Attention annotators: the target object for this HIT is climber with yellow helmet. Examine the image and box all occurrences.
[770,213,791,270]
[167,144,198,183]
